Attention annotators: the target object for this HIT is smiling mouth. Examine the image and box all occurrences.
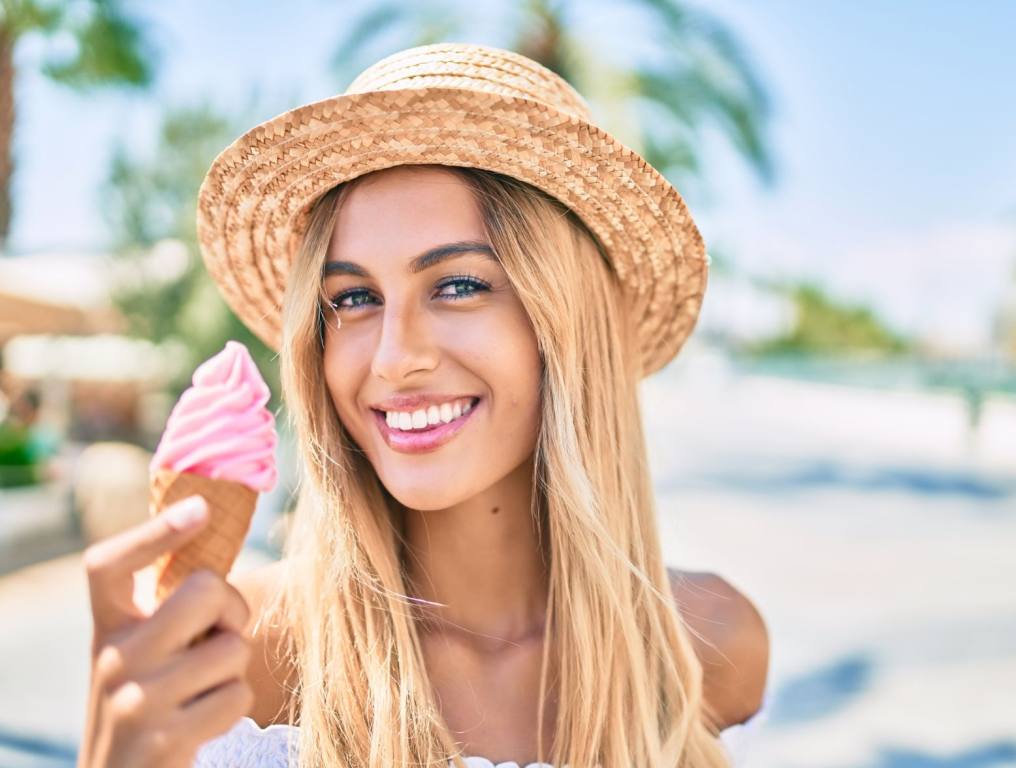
[371,397,481,432]
[370,397,482,453]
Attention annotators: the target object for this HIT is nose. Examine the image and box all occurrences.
[370,301,440,382]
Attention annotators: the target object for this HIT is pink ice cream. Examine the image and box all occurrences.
[150,340,278,492]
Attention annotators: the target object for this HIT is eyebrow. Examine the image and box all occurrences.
[322,240,497,278]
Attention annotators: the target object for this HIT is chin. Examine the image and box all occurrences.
[382,480,466,512]
[386,489,455,512]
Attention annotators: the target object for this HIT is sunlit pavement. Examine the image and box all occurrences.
[643,349,1016,767]
[2,345,1014,767]
[659,486,1016,767]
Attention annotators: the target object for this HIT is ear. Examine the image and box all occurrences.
[667,568,770,731]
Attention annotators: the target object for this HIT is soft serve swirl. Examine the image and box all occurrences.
[150,340,278,492]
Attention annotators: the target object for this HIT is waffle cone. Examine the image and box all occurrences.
[149,468,258,604]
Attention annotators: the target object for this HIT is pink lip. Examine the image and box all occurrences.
[372,398,481,454]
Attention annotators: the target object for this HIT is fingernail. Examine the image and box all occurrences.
[166,497,208,530]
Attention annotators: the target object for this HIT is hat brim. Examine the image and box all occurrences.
[196,86,707,376]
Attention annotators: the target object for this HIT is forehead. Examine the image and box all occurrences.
[329,166,486,262]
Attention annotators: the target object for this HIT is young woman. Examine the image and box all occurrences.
[79,44,768,768]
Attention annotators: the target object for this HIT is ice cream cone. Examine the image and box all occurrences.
[149,467,258,604]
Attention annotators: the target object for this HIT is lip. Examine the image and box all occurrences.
[370,393,479,411]
[371,397,481,454]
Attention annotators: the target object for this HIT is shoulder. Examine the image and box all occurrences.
[666,567,770,731]
[228,560,298,728]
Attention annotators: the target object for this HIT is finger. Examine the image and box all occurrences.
[86,495,209,580]
[204,579,252,636]
[185,578,253,649]
[173,678,255,745]
[123,570,251,663]
[84,496,209,634]
[153,629,251,709]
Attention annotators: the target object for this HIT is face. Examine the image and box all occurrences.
[320,165,543,511]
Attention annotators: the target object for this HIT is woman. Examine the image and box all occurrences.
[79,43,768,767]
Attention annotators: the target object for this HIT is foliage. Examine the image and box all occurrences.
[747,280,911,357]
[32,0,155,88]
[0,420,40,487]
[328,0,774,197]
[2,0,155,80]
[0,0,156,246]
[101,99,282,411]
[623,0,774,187]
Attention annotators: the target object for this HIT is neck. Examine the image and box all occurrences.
[398,455,549,647]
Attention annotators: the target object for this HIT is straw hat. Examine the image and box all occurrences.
[196,42,708,377]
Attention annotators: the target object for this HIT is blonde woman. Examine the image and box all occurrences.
[79,44,769,767]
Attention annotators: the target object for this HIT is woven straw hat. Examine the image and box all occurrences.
[196,42,708,377]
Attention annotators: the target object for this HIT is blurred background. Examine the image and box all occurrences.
[0,1,1013,766]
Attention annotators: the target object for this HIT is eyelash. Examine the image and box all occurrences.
[327,273,491,312]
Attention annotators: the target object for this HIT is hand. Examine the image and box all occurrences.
[77,495,255,768]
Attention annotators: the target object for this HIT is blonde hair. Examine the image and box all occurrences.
[262,164,732,767]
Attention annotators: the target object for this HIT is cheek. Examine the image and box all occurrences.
[469,310,542,443]
[507,356,543,447]
[442,303,539,373]
[322,331,370,424]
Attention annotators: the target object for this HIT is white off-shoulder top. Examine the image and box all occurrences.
[192,694,770,767]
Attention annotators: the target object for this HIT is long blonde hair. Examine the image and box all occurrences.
[262,163,732,767]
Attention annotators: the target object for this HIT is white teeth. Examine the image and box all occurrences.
[384,398,476,431]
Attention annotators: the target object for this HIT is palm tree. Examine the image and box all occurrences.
[328,0,774,195]
[0,0,156,254]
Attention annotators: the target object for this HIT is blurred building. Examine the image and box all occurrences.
[0,247,188,445]
[2,333,186,445]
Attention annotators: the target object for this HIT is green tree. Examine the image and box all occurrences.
[748,281,910,356]
[329,0,774,193]
[101,99,283,411]
[0,0,156,252]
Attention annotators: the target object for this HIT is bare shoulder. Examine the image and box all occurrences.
[228,559,297,728]
[666,566,769,730]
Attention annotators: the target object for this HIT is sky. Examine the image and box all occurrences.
[694,0,1016,351]
[6,0,1016,350]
